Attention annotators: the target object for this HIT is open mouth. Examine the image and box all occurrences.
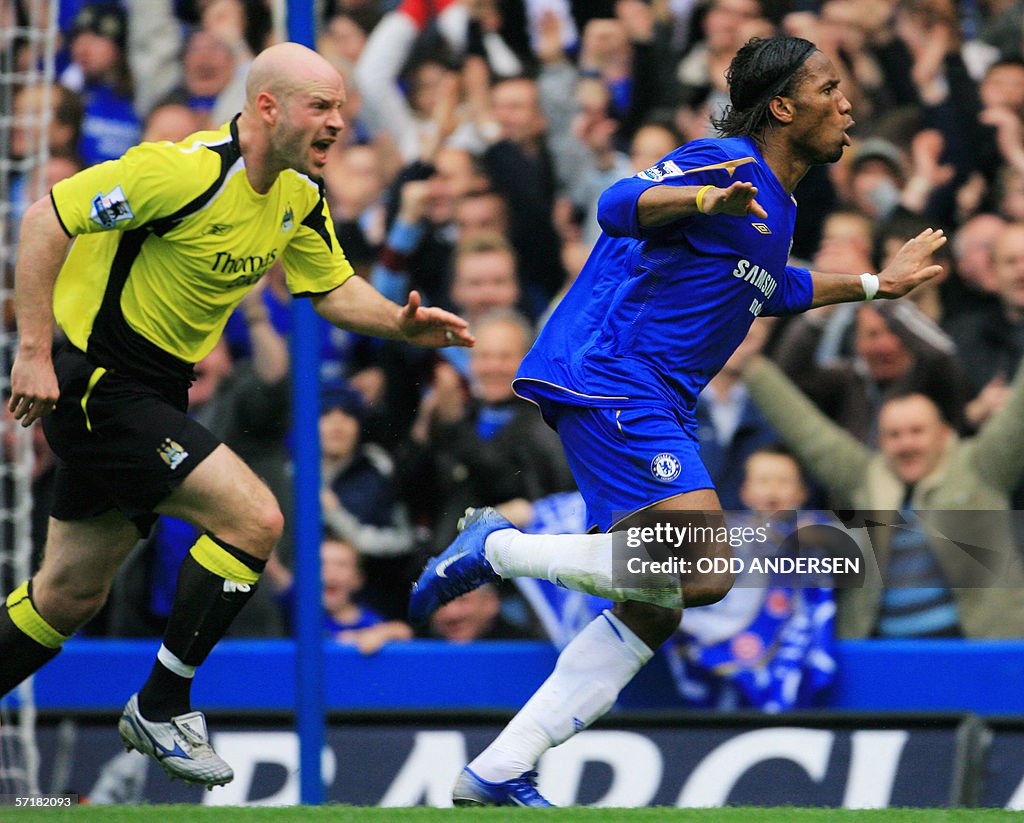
[842,119,855,146]
[311,138,334,163]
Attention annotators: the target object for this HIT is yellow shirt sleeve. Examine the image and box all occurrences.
[281,193,354,296]
[51,140,223,235]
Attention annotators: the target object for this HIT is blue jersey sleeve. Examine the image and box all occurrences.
[596,140,734,239]
[596,176,662,238]
[764,265,814,315]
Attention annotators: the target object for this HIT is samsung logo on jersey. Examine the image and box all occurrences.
[731,259,777,300]
[212,248,279,285]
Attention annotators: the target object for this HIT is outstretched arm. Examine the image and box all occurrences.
[809,227,947,308]
[636,180,768,228]
[599,177,768,237]
[311,274,474,349]
[9,196,73,427]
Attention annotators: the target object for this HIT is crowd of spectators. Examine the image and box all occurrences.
[7,0,1024,709]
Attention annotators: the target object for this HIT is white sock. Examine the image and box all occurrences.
[469,610,654,782]
[485,529,684,609]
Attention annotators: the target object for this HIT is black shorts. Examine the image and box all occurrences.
[43,342,220,535]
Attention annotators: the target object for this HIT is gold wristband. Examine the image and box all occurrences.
[695,184,715,214]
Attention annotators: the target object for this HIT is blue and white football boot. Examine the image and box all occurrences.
[452,766,554,807]
[408,507,511,625]
[118,693,233,788]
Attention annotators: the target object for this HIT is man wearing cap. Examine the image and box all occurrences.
[3,43,472,788]
[848,137,906,221]
[409,35,947,806]
[319,380,416,619]
[62,2,140,165]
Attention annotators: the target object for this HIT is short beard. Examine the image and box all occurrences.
[269,122,310,177]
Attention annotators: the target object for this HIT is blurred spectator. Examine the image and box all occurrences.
[439,231,522,377]
[462,0,536,79]
[10,83,83,163]
[696,338,783,511]
[978,0,1024,59]
[7,98,82,244]
[265,537,413,653]
[890,0,982,224]
[319,380,416,620]
[60,2,141,165]
[846,137,906,221]
[427,584,539,642]
[975,58,1024,185]
[141,103,204,144]
[667,446,837,711]
[401,309,575,548]
[224,262,367,386]
[158,29,239,129]
[776,209,876,370]
[995,164,1024,221]
[873,211,956,325]
[676,0,770,123]
[376,147,491,312]
[564,76,633,247]
[451,233,521,328]
[354,2,469,162]
[945,212,1006,318]
[946,221,1024,428]
[480,76,567,307]
[454,190,510,243]
[318,7,379,74]
[628,120,682,175]
[323,143,388,275]
[317,10,379,148]
[741,332,1024,639]
[125,0,183,119]
[574,7,666,145]
[775,301,968,444]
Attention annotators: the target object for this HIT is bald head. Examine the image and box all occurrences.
[245,42,343,108]
[238,42,346,187]
[992,222,1024,317]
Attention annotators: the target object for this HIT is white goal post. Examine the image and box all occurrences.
[0,0,59,798]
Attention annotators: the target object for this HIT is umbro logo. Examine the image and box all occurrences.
[751,223,772,234]
[207,223,233,235]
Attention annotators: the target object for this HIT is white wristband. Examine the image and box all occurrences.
[860,272,880,301]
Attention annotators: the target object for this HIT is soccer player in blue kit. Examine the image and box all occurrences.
[410,36,947,806]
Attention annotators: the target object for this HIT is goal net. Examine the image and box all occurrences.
[0,0,58,798]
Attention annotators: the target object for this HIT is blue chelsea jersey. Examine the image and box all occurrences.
[514,135,813,429]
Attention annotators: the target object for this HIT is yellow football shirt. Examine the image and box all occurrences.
[50,118,353,383]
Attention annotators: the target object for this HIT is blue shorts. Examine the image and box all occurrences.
[547,402,714,533]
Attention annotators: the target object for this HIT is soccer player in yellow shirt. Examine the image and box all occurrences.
[3,42,471,789]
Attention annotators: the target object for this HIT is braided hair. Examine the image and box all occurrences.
[712,36,818,141]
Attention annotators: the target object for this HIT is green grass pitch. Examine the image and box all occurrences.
[2,807,1022,822]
